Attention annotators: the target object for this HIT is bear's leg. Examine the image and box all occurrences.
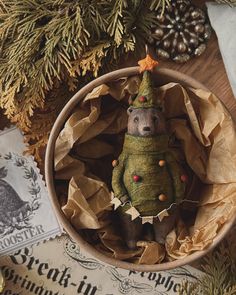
[153,208,179,244]
[119,213,143,250]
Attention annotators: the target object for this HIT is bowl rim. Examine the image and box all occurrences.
[45,66,235,272]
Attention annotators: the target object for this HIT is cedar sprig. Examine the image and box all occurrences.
[179,232,236,295]
[0,0,169,159]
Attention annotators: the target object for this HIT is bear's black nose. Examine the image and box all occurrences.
[143,126,151,131]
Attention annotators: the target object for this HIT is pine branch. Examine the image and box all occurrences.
[179,240,236,295]
[149,0,171,15]
[78,42,111,77]
[124,0,158,53]
[106,0,127,46]
[0,0,174,159]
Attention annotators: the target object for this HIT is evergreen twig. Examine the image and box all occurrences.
[179,234,236,295]
[0,0,168,159]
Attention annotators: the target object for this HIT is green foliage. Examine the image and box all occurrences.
[150,0,171,15]
[0,0,169,159]
[179,238,236,295]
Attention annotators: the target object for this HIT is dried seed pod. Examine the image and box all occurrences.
[157,49,170,60]
[191,10,200,19]
[194,44,206,56]
[149,0,212,63]
[189,37,199,47]
[195,24,204,33]
[177,42,187,53]
[163,39,171,49]
[154,28,164,39]
[174,54,191,63]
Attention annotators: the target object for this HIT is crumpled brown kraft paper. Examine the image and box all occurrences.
[54,75,236,264]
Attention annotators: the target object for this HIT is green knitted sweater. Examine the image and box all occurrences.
[112,134,185,216]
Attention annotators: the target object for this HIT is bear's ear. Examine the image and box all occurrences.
[127,107,134,115]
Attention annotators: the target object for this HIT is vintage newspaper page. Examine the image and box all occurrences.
[0,234,203,295]
[0,127,62,256]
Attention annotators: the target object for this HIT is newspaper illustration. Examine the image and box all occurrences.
[0,234,203,295]
[0,127,62,255]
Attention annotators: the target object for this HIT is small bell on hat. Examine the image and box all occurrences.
[131,47,161,110]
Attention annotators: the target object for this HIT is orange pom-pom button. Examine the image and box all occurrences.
[159,194,168,202]
[159,160,165,167]
[181,174,188,182]
[112,160,119,167]
[139,96,147,103]
[133,175,141,182]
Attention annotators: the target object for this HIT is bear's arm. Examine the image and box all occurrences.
[112,153,129,203]
[165,152,186,203]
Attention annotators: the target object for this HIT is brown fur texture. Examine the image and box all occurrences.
[127,107,167,137]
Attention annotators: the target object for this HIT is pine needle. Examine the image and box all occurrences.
[179,233,236,295]
[0,0,160,148]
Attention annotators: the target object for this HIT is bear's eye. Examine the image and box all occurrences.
[134,117,139,123]
[153,116,158,123]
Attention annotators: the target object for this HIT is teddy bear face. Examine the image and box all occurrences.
[127,107,167,137]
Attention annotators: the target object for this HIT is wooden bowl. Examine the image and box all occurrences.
[45,67,235,272]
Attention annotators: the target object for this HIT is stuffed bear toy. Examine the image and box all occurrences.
[111,55,187,249]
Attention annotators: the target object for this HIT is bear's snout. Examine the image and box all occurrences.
[143,126,151,131]
[127,107,167,136]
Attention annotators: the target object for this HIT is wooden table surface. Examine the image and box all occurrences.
[159,32,236,119]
